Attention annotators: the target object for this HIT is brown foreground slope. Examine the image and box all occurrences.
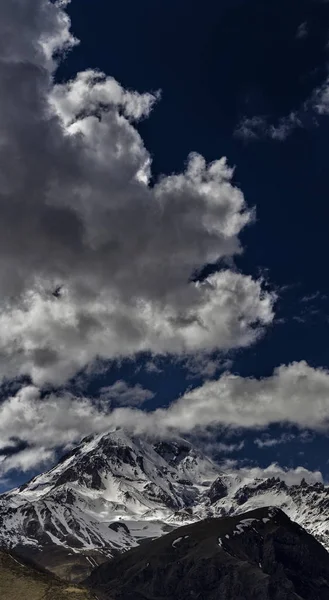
[0,550,94,600]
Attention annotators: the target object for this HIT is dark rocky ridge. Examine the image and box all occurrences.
[87,507,329,600]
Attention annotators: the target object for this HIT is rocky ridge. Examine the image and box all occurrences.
[87,506,329,600]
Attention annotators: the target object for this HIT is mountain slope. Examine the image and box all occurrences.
[0,429,219,580]
[87,506,329,600]
[0,549,93,600]
[1,428,329,581]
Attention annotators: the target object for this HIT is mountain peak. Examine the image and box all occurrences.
[1,431,329,582]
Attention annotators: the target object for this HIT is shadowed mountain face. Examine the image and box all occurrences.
[0,549,93,600]
[87,507,329,600]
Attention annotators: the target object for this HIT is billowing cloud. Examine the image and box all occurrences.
[165,361,329,431]
[2,360,329,475]
[0,447,55,475]
[0,270,275,386]
[0,0,275,385]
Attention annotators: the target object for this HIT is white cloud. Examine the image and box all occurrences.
[144,360,163,374]
[235,113,302,142]
[216,459,322,487]
[0,270,275,386]
[234,463,323,486]
[99,380,154,407]
[254,433,296,448]
[0,385,122,453]
[313,76,329,114]
[254,430,313,448]
[210,440,244,454]
[236,69,329,143]
[0,447,55,476]
[184,353,233,379]
[163,361,329,431]
[0,0,275,385]
[301,291,324,303]
[2,360,329,474]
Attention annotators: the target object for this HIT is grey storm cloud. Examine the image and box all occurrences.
[0,0,276,385]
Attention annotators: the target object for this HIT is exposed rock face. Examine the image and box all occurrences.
[87,507,329,600]
[208,476,228,503]
[1,428,329,582]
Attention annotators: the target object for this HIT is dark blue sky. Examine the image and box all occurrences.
[57,0,329,378]
[2,0,329,490]
[58,0,329,478]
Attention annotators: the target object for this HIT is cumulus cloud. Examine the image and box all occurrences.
[0,384,127,474]
[0,270,275,386]
[165,361,329,431]
[2,360,329,474]
[0,0,276,385]
[0,447,55,476]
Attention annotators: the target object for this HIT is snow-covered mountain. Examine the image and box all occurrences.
[1,428,329,581]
